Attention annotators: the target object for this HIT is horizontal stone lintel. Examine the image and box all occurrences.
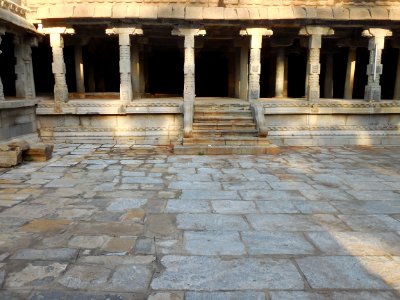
[0,100,38,110]
[31,5,400,21]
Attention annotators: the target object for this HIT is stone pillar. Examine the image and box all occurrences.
[172,26,206,137]
[395,48,400,100]
[0,28,6,101]
[344,47,357,99]
[40,27,75,102]
[324,53,333,98]
[362,28,392,101]
[299,26,334,102]
[275,48,285,98]
[240,28,273,101]
[106,27,143,102]
[74,45,85,93]
[14,36,37,99]
[131,44,140,99]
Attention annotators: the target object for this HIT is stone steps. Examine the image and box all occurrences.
[174,144,280,155]
[192,129,259,137]
[192,122,257,130]
[183,136,272,146]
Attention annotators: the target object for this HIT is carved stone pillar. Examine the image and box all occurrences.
[395,48,400,100]
[299,26,334,102]
[106,27,143,102]
[0,28,5,101]
[344,47,357,99]
[275,48,285,98]
[362,28,392,101]
[172,26,206,138]
[40,27,75,102]
[74,45,85,93]
[240,28,273,101]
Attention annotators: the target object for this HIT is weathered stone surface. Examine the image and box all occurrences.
[151,256,303,290]
[177,214,249,231]
[79,255,155,267]
[6,262,67,288]
[184,231,245,255]
[242,232,315,255]
[18,219,70,233]
[109,265,153,292]
[29,291,130,300]
[58,265,111,289]
[68,235,111,249]
[135,237,155,254]
[146,214,176,237]
[186,292,265,300]
[106,199,147,212]
[12,248,78,261]
[165,200,210,213]
[247,214,324,231]
[102,237,135,253]
[296,256,398,289]
[211,200,257,214]
[269,291,399,300]
[339,214,400,231]
[148,292,183,300]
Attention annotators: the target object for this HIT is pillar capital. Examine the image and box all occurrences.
[299,26,334,37]
[362,28,392,39]
[39,27,75,35]
[171,26,206,37]
[240,28,273,37]
[106,27,143,36]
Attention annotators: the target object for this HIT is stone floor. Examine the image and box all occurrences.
[0,144,400,299]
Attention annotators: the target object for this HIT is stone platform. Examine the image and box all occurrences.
[0,144,400,299]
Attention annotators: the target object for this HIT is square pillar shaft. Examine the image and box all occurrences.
[50,33,69,103]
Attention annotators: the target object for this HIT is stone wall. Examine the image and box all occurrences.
[37,114,183,144]
[0,101,38,141]
[262,100,400,146]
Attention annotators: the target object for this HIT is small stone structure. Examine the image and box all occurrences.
[0,0,400,147]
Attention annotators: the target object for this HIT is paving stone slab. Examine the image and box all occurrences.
[151,256,304,291]
[180,190,240,200]
[106,199,147,212]
[211,201,257,214]
[331,201,400,214]
[269,291,399,300]
[186,291,266,300]
[246,214,325,231]
[256,201,298,213]
[307,232,400,255]
[12,248,78,261]
[177,214,249,231]
[108,265,153,292]
[78,255,155,267]
[68,235,111,249]
[58,265,111,289]
[242,232,315,255]
[339,214,400,231]
[29,291,131,300]
[184,231,245,255]
[148,292,183,300]
[296,256,398,289]
[165,200,210,213]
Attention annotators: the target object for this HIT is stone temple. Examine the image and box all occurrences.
[1,0,400,152]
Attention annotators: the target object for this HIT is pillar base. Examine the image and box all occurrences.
[364,86,381,101]
[120,85,132,102]
[54,85,68,102]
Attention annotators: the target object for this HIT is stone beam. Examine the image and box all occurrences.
[106,27,143,102]
[362,28,392,101]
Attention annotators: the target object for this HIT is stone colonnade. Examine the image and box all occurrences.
[0,27,37,101]
[38,25,400,105]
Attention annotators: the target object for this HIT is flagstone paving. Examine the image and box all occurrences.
[0,144,400,299]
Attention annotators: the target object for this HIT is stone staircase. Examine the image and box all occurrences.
[174,99,280,155]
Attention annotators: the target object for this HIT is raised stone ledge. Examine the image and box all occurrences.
[30,5,400,21]
[0,100,38,110]
[36,99,183,115]
[260,99,400,115]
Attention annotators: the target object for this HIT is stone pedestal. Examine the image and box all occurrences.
[74,45,85,93]
[106,27,143,102]
[344,47,357,99]
[172,26,206,137]
[0,28,5,101]
[240,28,273,101]
[14,36,37,99]
[362,28,392,101]
[300,26,334,102]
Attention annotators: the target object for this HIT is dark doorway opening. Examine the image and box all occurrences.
[32,36,54,95]
[196,49,229,97]
[0,33,16,97]
[260,47,274,98]
[287,50,307,98]
[353,47,369,99]
[381,42,397,100]
[148,47,183,96]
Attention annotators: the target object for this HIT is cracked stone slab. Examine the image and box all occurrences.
[184,231,245,255]
[242,232,315,255]
[296,256,399,289]
[151,256,303,290]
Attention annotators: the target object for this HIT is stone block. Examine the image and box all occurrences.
[112,4,127,18]
[248,8,260,20]
[139,6,158,19]
[25,143,54,162]
[369,8,389,20]
[49,5,74,18]
[333,7,350,19]
[8,139,30,151]
[236,8,250,19]
[292,7,306,19]
[185,7,203,20]
[0,148,22,167]
[172,6,185,19]
[158,6,172,18]
[35,6,50,19]
[305,7,317,18]
[258,7,268,19]
[317,8,333,19]
[389,8,400,21]
[94,4,113,17]
[203,7,224,19]
[349,8,371,20]
[73,4,95,17]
